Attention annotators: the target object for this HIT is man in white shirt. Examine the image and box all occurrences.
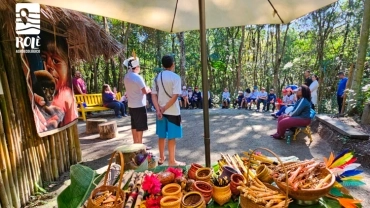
[123,57,151,145]
[152,55,185,166]
[256,87,268,112]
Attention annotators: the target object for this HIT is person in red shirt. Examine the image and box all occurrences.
[72,71,87,94]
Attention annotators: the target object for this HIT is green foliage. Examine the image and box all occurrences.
[76,0,368,114]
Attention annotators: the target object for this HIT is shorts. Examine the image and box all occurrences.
[156,115,182,139]
[129,106,148,131]
[247,98,257,103]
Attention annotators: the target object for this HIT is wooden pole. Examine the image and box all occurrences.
[50,135,59,180]
[341,64,354,114]
[0,171,10,208]
[67,128,76,165]
[73,124,82,162]
[0,129,12,208]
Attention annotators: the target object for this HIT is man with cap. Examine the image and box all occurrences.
[123,56,152,146]
[337,72,348,113]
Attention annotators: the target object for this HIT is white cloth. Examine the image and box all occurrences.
[244,92,251,98]
[222,92,230,99]
[123,71,147,108]
[188,91,193,98]
[309,80,319,105]
[119,95,127,102]
[151,70,181,115]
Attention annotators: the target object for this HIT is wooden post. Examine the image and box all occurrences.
[73,124,82,162]
[341,64,354,114]
[50,135,59,180]
[98,121,118,139]
[86,118,108,134]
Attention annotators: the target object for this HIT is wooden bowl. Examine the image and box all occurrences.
[274,168,335,201]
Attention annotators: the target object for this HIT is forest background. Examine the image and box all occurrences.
[73,0,370,122]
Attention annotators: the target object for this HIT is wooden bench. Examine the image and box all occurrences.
[75,93,121,121]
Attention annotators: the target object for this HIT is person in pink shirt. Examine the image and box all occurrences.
[72,71,87,94]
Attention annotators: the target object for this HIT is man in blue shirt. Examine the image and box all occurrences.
[337,72,348,113]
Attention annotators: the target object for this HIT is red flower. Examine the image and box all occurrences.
[146,194,162,208]
[166,167,183,178]
[142,174,162,195]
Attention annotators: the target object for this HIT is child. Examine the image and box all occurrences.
[247,88,258,110]
[222,88,230,109]
[266,89,277,112]
[237,91,244,109]
[181,86,189,109]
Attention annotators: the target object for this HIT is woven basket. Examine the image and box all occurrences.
[87,151,125,208]
[240,148,290,208]
[181,191,206,208]
[274,166,335,201]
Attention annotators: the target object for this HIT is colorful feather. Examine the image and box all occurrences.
[333,149,351,162]
[341,180,366,187]
[341,175,364,181]
[330,152,353,168]
[343,163,361,172]
[329,187,343,197]
[333,181,343,188]
[340,169,363,178]
[325,152,335,168]
[338,158,357,169]
[331,168,345,175]
[337,198,361,208]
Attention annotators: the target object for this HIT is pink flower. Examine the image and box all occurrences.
[142,174,162,195]
[166,167,183,178]
[146,195,162,208]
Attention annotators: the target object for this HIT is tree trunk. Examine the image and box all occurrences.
[86,118,108,134]
[361,103,370,124]
[118,22,131,93]
[273,24,281,91]
[111,58,116,88]
[89,62,93,93]
[237,26,246,92]
[94,57,100,93]
[104,61,110,85]
[177,32,186,86]
[99,121,118,139]
[350,0,370,117]
[156,30,162,67]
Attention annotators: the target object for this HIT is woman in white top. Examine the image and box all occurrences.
[181,86,189,109]
[309,75,319,110]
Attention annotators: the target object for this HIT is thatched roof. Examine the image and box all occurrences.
[0,0,124,63]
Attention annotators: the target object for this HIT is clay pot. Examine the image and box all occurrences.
[162,183,183,198]
[212,184,231,206]
[160,196,181,208]
[188,163,203,180]
[219,166,239,182]
[181,191,206,208]
[157,171,175,185]
[192,181,213,204]
[195,168,212,183]
[256,165,274,184]
[230,173,246,196]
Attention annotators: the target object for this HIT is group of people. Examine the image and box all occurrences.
[179,86,211,109]
[100,55,185,166]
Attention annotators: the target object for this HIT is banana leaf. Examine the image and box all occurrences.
[57,164,104,208]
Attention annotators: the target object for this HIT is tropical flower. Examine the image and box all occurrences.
[142,174,161,195]
[166,167,183,178]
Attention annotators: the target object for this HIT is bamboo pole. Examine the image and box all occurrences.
[0,129,12,208]
[72,124,82,162]
[0,98,19,207]
[44,137,53,181]
[36,136,49,182]
[0,171,10,208]
[23,142,34,195]
[57,132,65,173]
[50,135,59,180]
[61,130,69,170]
[54,133,62,175]
[67,128,76,164]
[63,130,70,168]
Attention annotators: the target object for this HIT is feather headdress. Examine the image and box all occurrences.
[324,149,365,189]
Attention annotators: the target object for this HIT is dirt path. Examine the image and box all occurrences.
[36,109,370,207]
